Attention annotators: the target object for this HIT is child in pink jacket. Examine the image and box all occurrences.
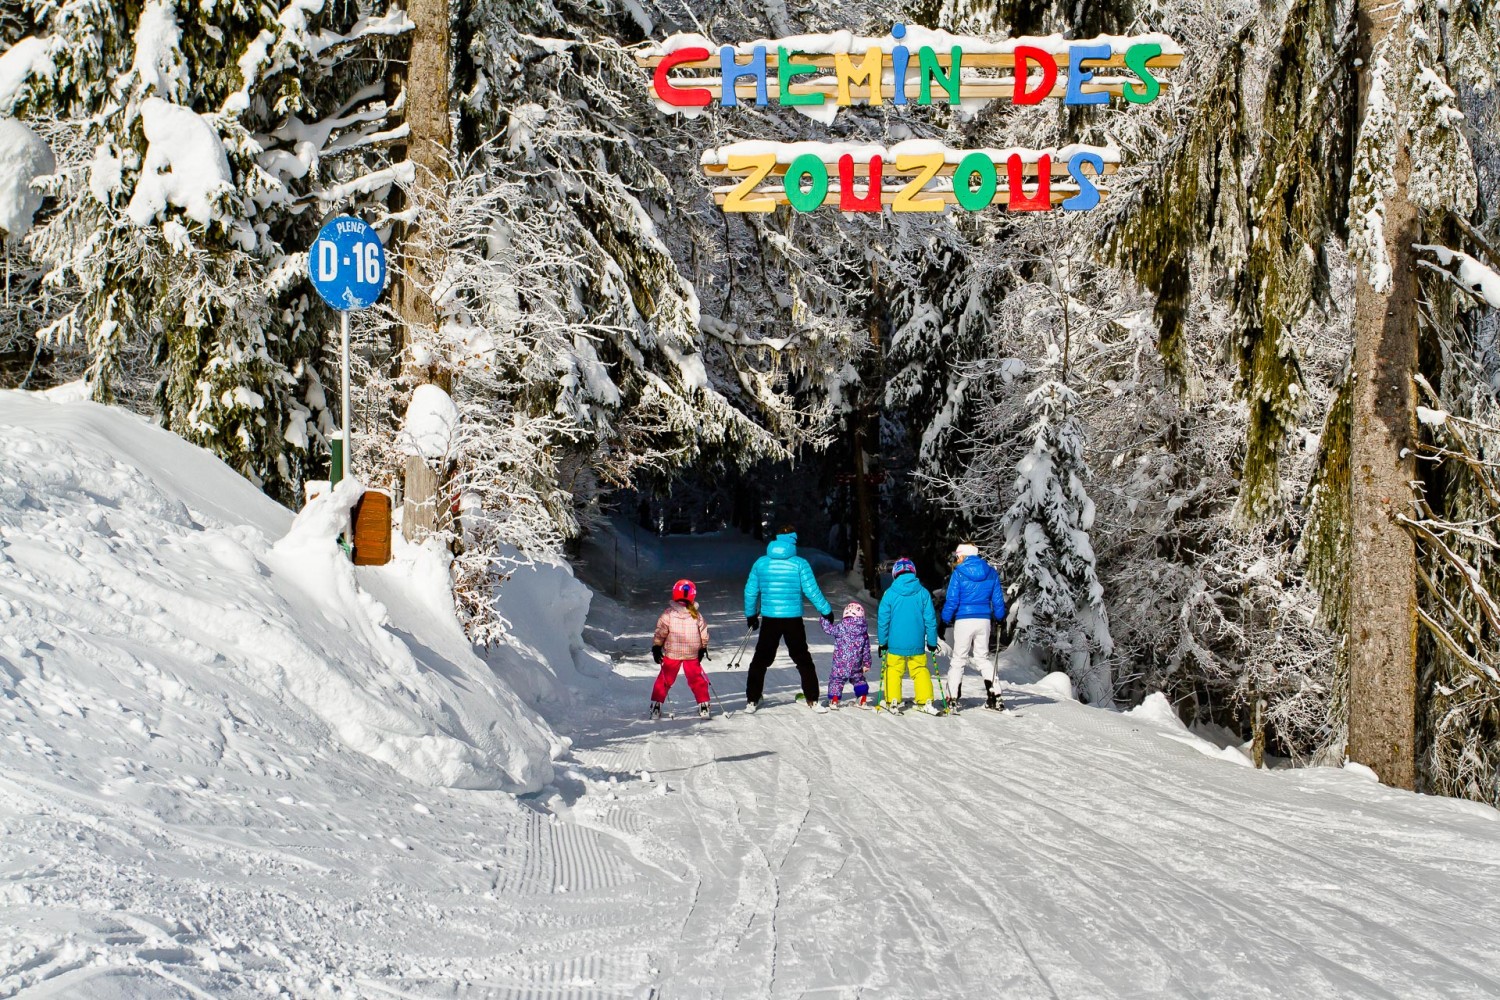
[650,579,711,719]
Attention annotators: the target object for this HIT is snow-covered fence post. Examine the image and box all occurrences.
[398,384,457,542]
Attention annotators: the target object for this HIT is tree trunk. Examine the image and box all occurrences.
[852,262,882,597]
[1347,3,1419,789]
[852,414,879,596]
[395,0,451,542]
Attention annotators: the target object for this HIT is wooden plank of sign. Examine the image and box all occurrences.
[709,187,1109,207]
[636,51,1183,71]
[664,78,1168,101]
[702,158,1120,179]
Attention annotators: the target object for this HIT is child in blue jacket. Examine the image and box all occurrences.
[876,558,940,715]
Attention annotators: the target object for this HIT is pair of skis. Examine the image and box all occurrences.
[871,651,955,717]
[646,639,736,721]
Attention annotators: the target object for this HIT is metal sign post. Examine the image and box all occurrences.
[339,311,351,481]
[308,215,387,485]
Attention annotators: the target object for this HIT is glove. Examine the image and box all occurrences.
[877,645,887,659]
[699,646,708,661]
[937,621,948,641]
[927,643,939,653]
[651,644,663,665]
[821,611,835,625]
[747,615,760,631]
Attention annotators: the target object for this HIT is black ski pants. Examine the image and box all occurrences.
[746,617,821,705]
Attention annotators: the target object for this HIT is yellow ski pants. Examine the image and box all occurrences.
[883,653,934,705]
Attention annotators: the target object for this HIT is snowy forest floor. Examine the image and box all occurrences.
[6,501,1500,999]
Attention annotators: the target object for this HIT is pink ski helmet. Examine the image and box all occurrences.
[842,601,866,619]
[672,579,697,603]
[892,557,917,578]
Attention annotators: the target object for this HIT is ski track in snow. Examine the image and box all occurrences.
[5,475,1500,999]
[554,556,1500,1000]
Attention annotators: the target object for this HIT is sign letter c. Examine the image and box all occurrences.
[654,47,713,107]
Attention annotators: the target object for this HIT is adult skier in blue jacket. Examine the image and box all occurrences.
[939,542,1008,711]
[743,526,834,713]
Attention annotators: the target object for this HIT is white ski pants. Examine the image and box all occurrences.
[945,618,994,698]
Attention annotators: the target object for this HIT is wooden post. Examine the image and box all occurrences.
[401,455,440,541]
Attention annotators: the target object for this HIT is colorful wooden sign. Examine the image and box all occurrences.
[639,26,1181,113]
[702,141,1117,213]
[638,25,1181,214]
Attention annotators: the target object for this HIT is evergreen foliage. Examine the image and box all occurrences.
[999,379,1113,703]
[10,0,411,502]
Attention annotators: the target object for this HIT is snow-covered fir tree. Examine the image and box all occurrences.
[5,0,412,502]
[998,379,1113,704]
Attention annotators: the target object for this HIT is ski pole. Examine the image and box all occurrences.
[989,630,1008,711]
[727,627,753,670]
[706,674,732,718]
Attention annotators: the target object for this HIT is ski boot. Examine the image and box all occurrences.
[649,701,662,721]
[828,698,840,711]
[984,680,1002,711]
[917,701,943,716]
[879,699,904,715]
[810,699,830,714]
[744,701,758,715]
[698,702,711,719]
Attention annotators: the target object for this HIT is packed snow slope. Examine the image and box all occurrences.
[2,392,1500,999]
[0,389,563,792]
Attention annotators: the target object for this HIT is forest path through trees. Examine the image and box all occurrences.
[557,533,1500,998]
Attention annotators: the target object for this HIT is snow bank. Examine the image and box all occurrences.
[0,389,565,792]
[1126,693,1254,767]
[0,116,54,240]
[488,547,613,706]
[1034,670,1077,701]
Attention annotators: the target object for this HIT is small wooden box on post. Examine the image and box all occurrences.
[351,490,393,566]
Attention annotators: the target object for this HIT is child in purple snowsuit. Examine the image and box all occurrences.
[822,601,873,708]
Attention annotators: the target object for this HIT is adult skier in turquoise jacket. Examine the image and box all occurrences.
[742,527,833,713]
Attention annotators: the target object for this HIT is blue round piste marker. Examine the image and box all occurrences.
[309,215,387,311]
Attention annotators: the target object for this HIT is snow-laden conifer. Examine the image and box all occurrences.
[1000,379,1113,705]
